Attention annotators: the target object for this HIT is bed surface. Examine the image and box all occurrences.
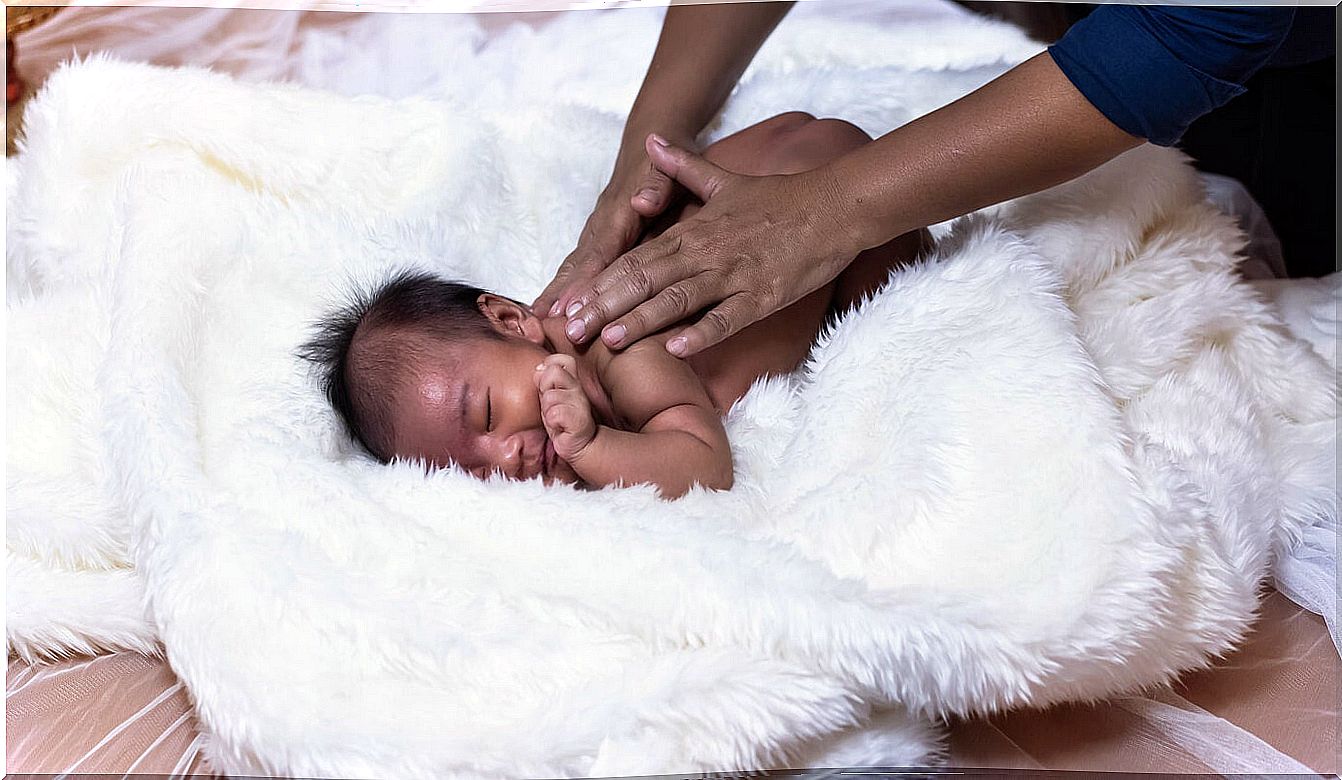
[8,591,1337,775]
[7,3,1338,776]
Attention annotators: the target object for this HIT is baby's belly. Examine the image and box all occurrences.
[683,284,834,413]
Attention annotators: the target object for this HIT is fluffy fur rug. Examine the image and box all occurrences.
[7,10,1336,778]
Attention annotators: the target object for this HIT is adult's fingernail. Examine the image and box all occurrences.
[604,324,626,346]
[667,336,687,356]
[548,300,562,317]
[565,301,583,318]
[566,319,586,342]
[636,188,657,202]
[650,133,669,147]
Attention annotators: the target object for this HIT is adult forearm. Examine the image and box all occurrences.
[823,52,1142,253]
[623,1,794,147]
[533,2,793,317]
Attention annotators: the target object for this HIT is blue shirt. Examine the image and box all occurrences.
[1049,6,1334,146]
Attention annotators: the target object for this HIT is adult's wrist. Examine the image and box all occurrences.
[800,164,892,261]
[606,118,698,193]
[621,104,700,150]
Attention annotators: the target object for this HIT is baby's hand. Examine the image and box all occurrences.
[535,355,598,463]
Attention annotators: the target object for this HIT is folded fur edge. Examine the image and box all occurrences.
[6,553,160,663]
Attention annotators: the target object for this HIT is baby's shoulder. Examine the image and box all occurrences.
[594,333,678,381]
[597,333,711,422]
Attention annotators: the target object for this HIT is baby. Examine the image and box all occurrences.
[304,113,927,497]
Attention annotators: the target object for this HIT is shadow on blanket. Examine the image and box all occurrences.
[6,53,1335,778]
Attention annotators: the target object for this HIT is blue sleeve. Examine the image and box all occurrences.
[1048,6,1295,146]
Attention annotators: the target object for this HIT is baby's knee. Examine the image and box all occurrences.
[760,111,818,134]
[762,116,871,174]
[707,113,871,177]
[759,112,868,148]
[782,117,871,153]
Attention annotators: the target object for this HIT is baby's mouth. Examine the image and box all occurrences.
[542,437,557,477]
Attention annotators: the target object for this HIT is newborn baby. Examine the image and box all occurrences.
[305,113,926,497]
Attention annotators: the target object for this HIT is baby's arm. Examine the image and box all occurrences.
[535,350,732,499]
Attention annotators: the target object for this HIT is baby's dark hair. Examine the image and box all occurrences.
[299,270,499,462]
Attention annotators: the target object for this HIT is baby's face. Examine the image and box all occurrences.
[390,334,581,485]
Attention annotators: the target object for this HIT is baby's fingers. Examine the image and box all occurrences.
[541,395,572,425]
[540,394,588,437]
[535,355,580,392]
[539,386,582,412]
[540,400,565,433]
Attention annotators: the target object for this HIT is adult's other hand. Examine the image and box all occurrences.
[561,134,859,357]
[535,1,797,319]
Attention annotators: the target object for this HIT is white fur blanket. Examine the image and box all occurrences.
[7,12,1336,778]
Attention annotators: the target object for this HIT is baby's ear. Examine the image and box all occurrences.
[477,293,545,344]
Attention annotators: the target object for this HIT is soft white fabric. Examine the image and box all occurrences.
[1201,173,1287,281]
[1251,274,1342,654]
[6,9,1336,778]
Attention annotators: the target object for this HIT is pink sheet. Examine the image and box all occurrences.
[7,651,210,776]
[9,592,1336,776]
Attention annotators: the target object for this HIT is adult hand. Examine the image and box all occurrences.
[532,132,693,319]
[561,134,859,357]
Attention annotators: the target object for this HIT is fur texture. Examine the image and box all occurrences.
[6,11,1335,777]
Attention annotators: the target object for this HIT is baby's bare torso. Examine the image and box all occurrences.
[675,284,836,412]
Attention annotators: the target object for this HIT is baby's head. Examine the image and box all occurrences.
[302,271,575,483]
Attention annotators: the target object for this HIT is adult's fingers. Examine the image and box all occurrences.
[533,260,584,317]
[645,134,732,203]
[534,208,641,316]
[561,237,687,345]
[628,164,679,219]
[664,293,761,357]
[599,271,725,349]
[535,244,605,318]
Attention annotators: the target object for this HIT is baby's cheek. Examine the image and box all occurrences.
[430,432,485,477]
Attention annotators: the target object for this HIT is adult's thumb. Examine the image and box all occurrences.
[629,166,677,217]
[645,133,731,203]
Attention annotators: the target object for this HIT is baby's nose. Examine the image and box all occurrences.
[499,436,524,477]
